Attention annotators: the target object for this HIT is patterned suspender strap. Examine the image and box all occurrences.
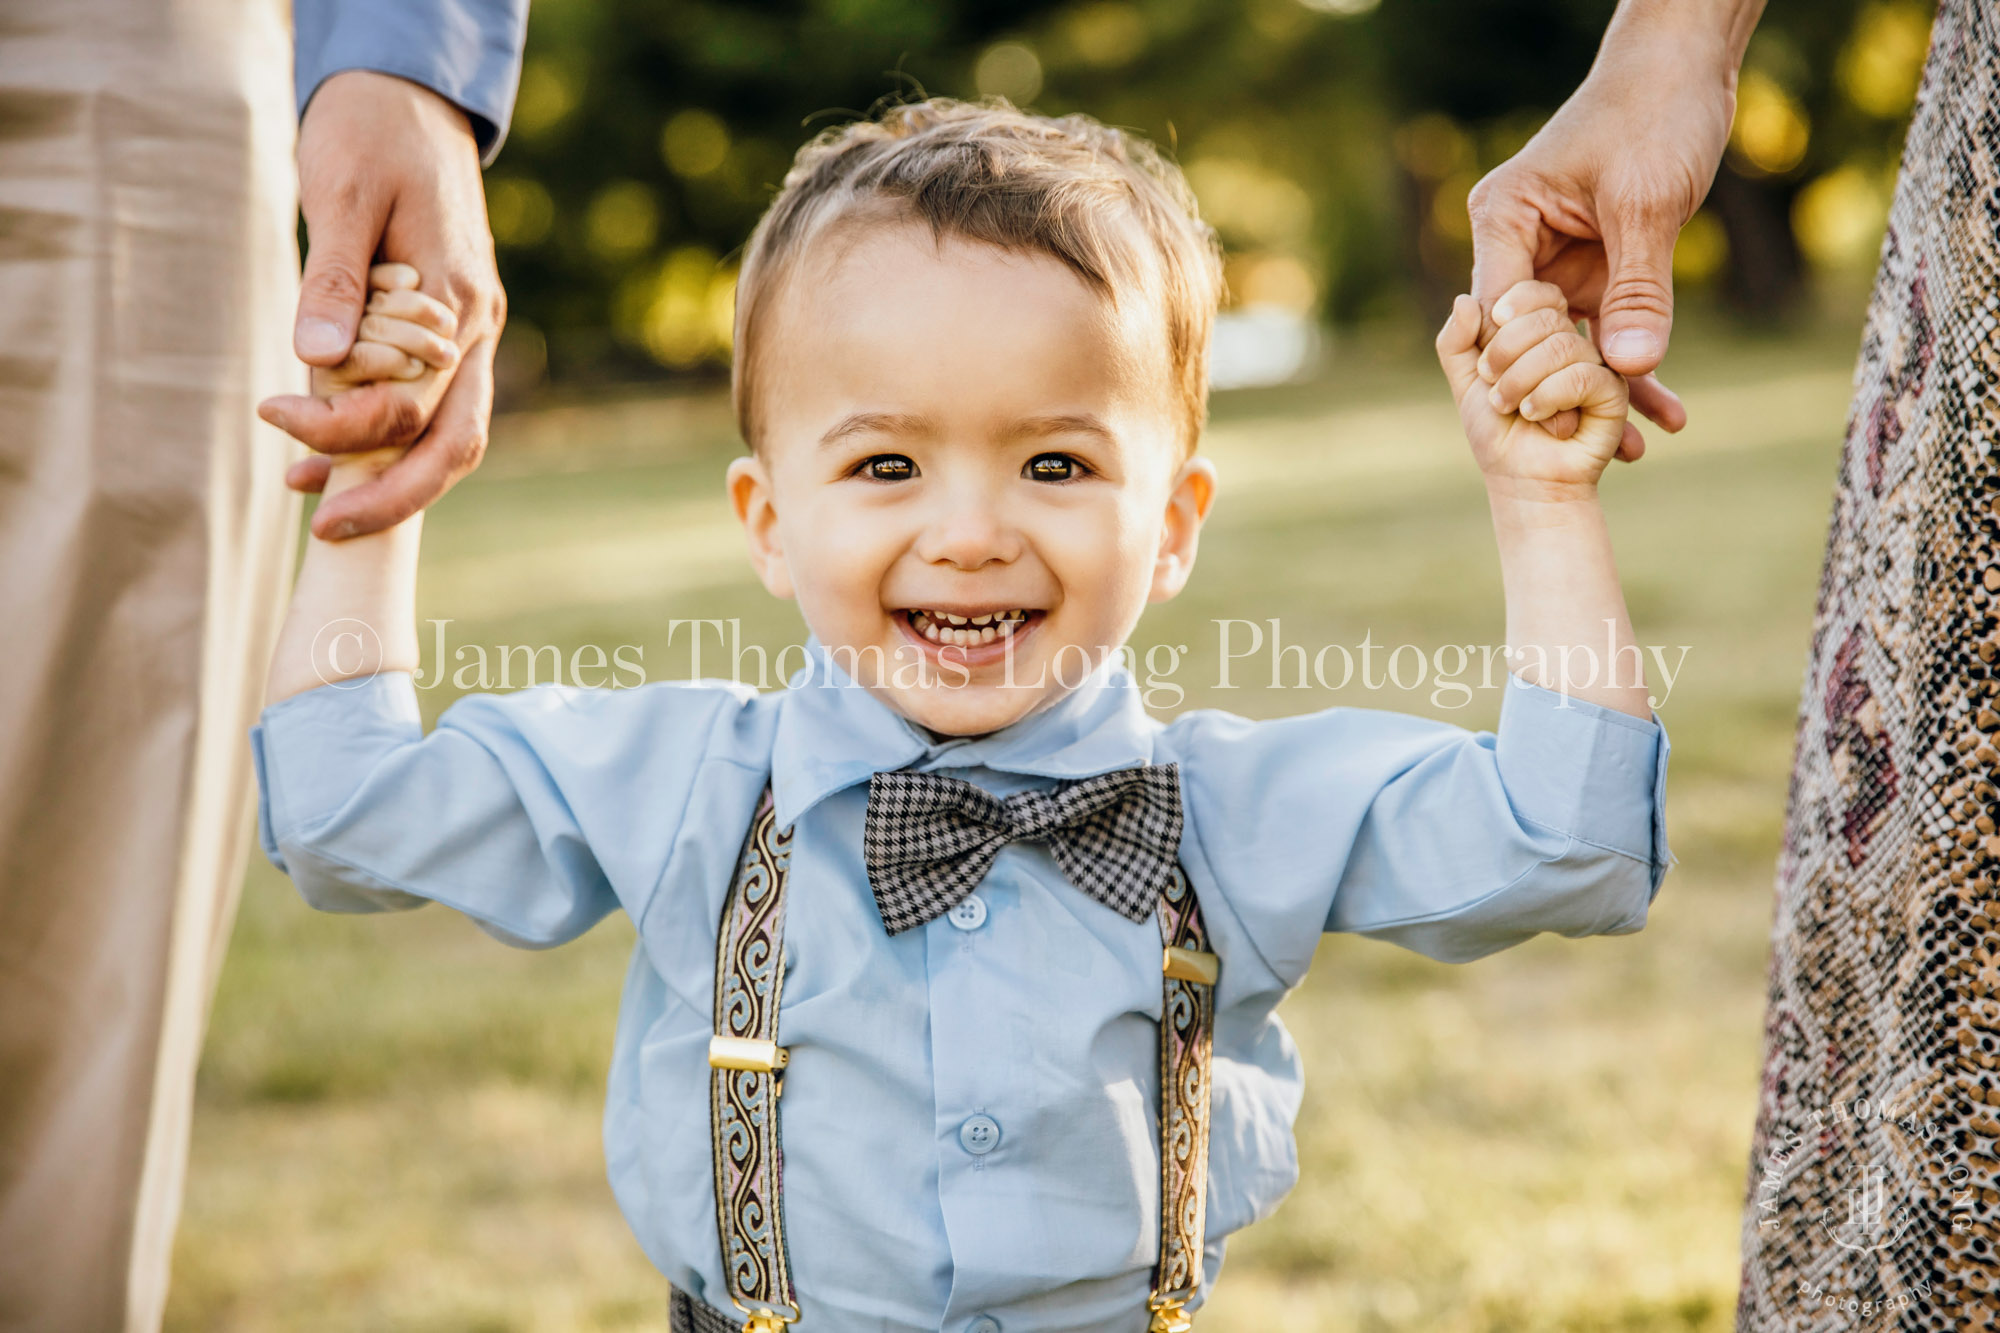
[706,787,802,1332]
[1150,867,1218,1333]
[683,787,1216,1333]
[670,1288,753,1333]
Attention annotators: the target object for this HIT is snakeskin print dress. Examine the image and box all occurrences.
[1735,1,2000,1328]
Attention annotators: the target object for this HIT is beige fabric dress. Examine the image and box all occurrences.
[0,1,301,1328]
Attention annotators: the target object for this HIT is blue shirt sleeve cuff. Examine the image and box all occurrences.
[293,0,529,164]
[253,673,425,869]
[1495,673,1674,898]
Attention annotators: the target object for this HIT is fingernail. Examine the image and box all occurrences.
[1605,328,1661,362]
[1520,399,1540,421]
[1492,299,1515,322]
[297,318,348,360]
[334,520,358,540]
[1488,387,1506,411]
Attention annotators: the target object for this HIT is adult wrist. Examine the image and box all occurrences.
[1595,0,1760,90]
[306,70,476,146]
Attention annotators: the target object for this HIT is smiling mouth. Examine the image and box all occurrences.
[903,607,1039,647]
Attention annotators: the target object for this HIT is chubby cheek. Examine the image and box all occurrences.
[1041,492,1155,642]
[780,497,900,640]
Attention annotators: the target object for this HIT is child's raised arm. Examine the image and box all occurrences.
[1436,281,1653,720]
[265,264,458,704]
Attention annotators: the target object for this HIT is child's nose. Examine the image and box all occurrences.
[913,489,1021,570]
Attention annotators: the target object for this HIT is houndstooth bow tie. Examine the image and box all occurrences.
[862,765,1184,935]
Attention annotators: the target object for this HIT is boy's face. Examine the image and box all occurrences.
[729,221,1215,736]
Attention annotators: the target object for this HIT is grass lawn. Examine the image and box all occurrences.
[167,310,1864,1332]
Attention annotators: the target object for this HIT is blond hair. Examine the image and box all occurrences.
[730,97,1224,452]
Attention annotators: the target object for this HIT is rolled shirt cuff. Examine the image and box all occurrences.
[252,672,425,874]
[1494,672,1674,900]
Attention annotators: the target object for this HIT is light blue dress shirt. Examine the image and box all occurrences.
[252,646,1672,1332]
[294,0,530,164]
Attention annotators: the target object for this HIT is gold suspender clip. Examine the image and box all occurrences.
[1162,946,1220,986]
[1147,1295,1195,1333]
[708,1035,790,1073]
[740,1314,796,1332]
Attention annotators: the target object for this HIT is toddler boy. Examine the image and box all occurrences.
[255,99,1671,1332]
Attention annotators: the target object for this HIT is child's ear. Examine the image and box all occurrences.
[1149,455,1217,604]
[727,453,795,600]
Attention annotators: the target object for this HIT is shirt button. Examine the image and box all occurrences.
[958,1113,1001,1156]
[968,1318,1002,1333]
[947,894,988,931]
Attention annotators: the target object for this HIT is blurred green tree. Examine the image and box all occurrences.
[482,0,1932,394]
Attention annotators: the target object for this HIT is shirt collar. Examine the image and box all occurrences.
[768,637,1159,826]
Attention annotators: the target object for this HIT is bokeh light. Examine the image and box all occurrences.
[975,42,1044,105]
[486,177,555,248]
[1672,210,1730,285]
[1060,2,1147,67]
[1730,71,1810,177]
[661,110,731,179]
[1837,2,1931,117]
[584,181,660,261]
[511,59,578,140]
[1793,165,1892,271]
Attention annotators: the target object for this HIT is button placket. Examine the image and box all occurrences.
[923,835,1035,1322]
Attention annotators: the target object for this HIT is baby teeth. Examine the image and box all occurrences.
[906,608,1031,645]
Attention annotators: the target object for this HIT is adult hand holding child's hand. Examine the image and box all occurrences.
[257,70,505,541]
[1436,280,1635,502]
[308,263,463,497]
[1463,1,1760,452]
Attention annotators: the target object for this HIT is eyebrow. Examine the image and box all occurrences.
[1010,413,1117,444]
[816,411,1116,448]
[818,412,937,448]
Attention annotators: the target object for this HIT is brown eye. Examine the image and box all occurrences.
[1027,453,1079,482]
[865,455,916,481]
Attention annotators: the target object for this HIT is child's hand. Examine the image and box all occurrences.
[309,263,461,486]
[1436,281,1637,499]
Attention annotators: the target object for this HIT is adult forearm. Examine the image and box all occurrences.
[266,451,425,704]
[1485,483,1652,720]
[1598,0,1767,83]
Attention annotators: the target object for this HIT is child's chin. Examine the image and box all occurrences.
[892,682,1045,738]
